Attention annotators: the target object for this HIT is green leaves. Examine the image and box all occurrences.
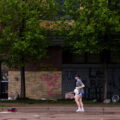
[62,0,120,54]
[0,0,56,67]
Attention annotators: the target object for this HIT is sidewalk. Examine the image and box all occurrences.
[0,104,120,120]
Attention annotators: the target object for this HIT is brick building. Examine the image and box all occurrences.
[0,45,120,100]
[7,46,62,100]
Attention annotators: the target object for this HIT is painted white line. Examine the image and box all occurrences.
[33,114,40,117]
[0,111,12,113]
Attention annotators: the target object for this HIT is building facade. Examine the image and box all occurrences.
[0,46,120,100]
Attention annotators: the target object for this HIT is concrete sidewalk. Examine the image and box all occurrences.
[0,105,120,120]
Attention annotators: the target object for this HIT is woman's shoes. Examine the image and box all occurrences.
[76,108,84,112]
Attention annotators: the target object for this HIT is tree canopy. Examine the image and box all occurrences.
[61,0,120,54]
[0,0,57,67]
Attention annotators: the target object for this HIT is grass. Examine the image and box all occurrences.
[0,99,75,104]
[0,104,12,107]
[0,99,120,105]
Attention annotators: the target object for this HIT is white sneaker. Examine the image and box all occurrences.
[76,108,82,112]
[81,108,85,112]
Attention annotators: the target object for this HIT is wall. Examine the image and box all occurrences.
[8,71,62,100]
[62,64,120,100]
[8,46,62,100]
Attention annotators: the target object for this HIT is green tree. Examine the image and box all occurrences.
[61,0,120,100]
[0,0,57,99]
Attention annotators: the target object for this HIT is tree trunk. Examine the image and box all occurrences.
[19,0,27,99]
[103,61,108,100]
[20,66,26,99]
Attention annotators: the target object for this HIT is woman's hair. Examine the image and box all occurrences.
[76,75,81,78]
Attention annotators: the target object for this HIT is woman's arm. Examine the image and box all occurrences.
[76,84,85,89]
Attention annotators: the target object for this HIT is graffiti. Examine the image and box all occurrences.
[62,65,120,100]
[89,69,104,87]
[40,73,59,96]
[62,70,88,90]
[62,68,104,99]
[65,92,74,99]
[2,72,8,81]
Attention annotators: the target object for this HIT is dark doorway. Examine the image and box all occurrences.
[0,62,8,99]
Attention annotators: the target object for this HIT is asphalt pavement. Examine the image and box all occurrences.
[0,104,120,120]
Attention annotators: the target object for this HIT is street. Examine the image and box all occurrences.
[0,104,120,120]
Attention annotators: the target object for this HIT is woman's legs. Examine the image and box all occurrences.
[75,95,81,112]
[79,95,84,111]
[75,95,80,108]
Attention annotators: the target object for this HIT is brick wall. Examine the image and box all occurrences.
[10,46,62,71]
[8,46,62,100]
[8,71,21,97]
[8,71,62,99]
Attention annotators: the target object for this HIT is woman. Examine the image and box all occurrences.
[74,75,85,112]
